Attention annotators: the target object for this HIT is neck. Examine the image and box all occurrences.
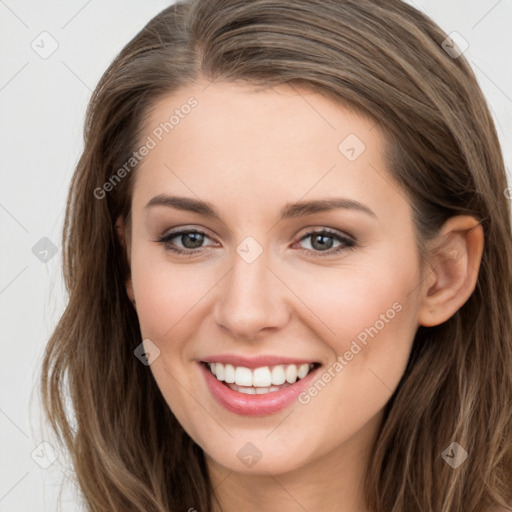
[207,411,383,512]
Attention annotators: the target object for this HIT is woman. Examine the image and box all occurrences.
[41,0,512,510]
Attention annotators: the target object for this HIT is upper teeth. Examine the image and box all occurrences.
[208,362,314,387]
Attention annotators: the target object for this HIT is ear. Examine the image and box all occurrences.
[417,215,484,327]
[115,215,135,304]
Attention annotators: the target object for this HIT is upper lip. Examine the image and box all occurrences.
[200,354,319,369]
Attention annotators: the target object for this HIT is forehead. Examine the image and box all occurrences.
[131,80,408,225]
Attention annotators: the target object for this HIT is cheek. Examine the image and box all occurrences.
[129,252,211,429]
[290,265,412,346]
[298,267,419,418]
[130,248,214,342]
[288,253,419,399]
[126,238,421,472]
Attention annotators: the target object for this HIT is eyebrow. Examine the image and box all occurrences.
[144,194,377,221]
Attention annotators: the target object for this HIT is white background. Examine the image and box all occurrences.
[1,1,511,510]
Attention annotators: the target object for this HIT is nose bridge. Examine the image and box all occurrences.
[214,242,289,339]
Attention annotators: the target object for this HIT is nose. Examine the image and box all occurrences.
[213,248,291,341]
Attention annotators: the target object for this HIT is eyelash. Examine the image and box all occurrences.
[153,227,357,258]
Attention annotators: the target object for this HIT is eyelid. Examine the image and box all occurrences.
[294,226,354,242]
[154,225,357,257]
[292,227,356,255]
[157,227,218,251]
[159,225,354,242]
[160,225,218,242]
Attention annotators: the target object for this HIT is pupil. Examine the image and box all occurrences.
[312,234,333,251]
[183,232,204,249]
[179,233,335,251]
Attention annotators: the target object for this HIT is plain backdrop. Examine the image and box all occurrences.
[1,1,511,510]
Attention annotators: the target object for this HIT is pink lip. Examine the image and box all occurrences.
[201,354,318,369]
[198,361,321,417]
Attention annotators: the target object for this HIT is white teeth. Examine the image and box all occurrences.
[234,366,253,387]
[297,363,310,379]
[224,364,235,383]
[252,367,272,387]
[228,383,288,394]
[285,364,297,384]
[215,363,225,381]
[271,365,286,385]
[206,362,316,389]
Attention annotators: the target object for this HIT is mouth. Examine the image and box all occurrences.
[198,359,322,416]
[201,361,321,395]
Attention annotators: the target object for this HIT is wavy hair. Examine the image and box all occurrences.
[41,0,512,510]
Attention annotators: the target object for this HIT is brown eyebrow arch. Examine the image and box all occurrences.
[144,194,377,220]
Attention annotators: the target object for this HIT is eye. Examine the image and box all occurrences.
[294,228,356,257]
[154,227,356,257]
[154,228,216,256]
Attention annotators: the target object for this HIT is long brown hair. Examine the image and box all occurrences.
[40,0,512,510]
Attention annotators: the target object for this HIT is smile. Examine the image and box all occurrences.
[206,362,317,394]
[199,359,322,416]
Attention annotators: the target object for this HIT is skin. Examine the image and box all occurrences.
[116,79,484,511]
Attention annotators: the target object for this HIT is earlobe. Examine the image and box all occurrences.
[417,216,484,327]
[126,278,136,305]
[115,215,135,305]
[115,216,126,249]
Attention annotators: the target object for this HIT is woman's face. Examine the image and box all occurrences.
[124,80,425,476]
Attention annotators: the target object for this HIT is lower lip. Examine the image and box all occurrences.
[198,362,320,417]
